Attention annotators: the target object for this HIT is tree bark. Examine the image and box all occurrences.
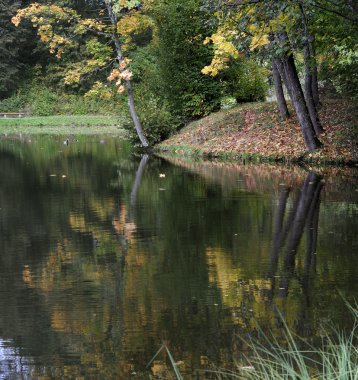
[304,44,324,135]
[125,79,150,147]
[298,3,321,111]
[281,54,322,151]
[274,58,293,100]
[272,60,290,119]
[104,0,149,147]
[310,40,320,107]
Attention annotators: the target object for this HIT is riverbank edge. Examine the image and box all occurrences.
[154,145,358,167]
[155,100,357,167]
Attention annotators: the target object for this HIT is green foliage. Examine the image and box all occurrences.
[320,55,358,100]
[31,87,60,116]
[0,0,37,98]
[223,59,269,103]
[123,87,178,145]
[315,15,358,100]
[150,0,222,122]
[0,92,27,112]
[0,83,119,116]
[124,45,179,144]
[298,0,358,100]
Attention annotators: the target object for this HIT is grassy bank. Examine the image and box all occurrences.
[0,115,126,135]
[156,99,358,165]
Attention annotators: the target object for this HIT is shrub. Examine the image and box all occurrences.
[0,92,28,112]
[30,87,60,116]
[123,90,178,146]
[0,84,120,116]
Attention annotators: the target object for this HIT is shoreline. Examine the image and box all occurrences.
[155,99,358,167]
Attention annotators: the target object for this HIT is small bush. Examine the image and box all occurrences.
[0,84,119,116]
[123,92,178,146]
[31,87,60,116]
[0,92,28,112]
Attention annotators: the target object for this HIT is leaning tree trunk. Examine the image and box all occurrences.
[104,0,149,147]
[304,44,324,135]
[281,54,322,151]
[310,39,320,107]
[272,60,290,119]
[124,77,150,147]
[274,58,293,100]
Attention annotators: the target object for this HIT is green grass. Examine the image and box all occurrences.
[210,305,358,380]
[0,115,127,135]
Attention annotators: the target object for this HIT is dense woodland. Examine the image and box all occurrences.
[0,0,357,149]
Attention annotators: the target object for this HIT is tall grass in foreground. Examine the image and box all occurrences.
[147,343,183,380]
[212,304,358,380]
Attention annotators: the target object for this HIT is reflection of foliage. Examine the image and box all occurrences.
[0,136,357,377]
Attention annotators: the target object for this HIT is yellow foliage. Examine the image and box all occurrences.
[85,81,112,99]
[249,34,270,51]
[201,29,240,76]
[116,12,154,50]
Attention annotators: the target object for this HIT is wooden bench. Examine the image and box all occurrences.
[0,112,26,119]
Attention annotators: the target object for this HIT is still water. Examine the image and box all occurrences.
[0,135,357,379]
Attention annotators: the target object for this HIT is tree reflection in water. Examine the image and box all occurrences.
[266,171,324,335]
[0,137,357,379]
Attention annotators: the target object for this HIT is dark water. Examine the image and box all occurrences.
[0,135,357,379]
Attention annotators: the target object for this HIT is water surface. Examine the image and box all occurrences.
[0,135,357,378]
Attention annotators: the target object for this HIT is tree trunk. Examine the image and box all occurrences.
[272,60,290,119]
[104,0,149,148]
[275,58,293,100]
[304,44,324,135]
[281,54,322,151]
[310,40,320,107]
[125,79,150,147]
[298,2,320,108]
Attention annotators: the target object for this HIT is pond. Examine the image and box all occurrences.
[0,135,357,379]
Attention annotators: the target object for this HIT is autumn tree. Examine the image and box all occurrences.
[12,0,150,147]
[201,0,324,152]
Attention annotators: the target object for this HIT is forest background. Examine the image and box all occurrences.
[0,0,357,149]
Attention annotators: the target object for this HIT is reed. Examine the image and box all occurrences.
[213,304,358,380]
[147,343,183,380]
